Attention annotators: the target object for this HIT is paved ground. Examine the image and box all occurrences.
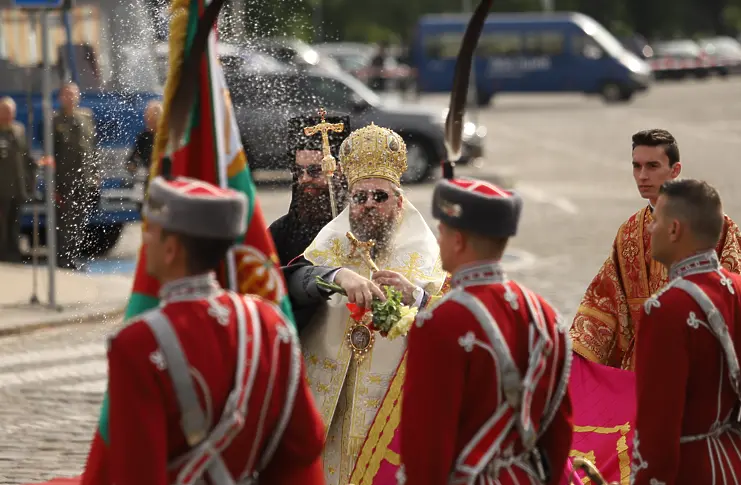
[2,78,741,484]
[0,264,131,336]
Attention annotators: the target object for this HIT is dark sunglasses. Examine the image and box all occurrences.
[292,164,323,179]
[351,190,390,205]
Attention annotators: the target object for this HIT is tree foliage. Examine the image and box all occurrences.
[241,0,741,43]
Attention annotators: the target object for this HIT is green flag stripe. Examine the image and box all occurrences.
[182,0,202,144]
[228,169,256,225]
[98,392,110,444]
[124,292,161,321]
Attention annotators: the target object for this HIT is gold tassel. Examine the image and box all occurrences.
[148,0,191,184]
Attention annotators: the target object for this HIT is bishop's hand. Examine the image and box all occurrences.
[372,270,418,306]
[335,268,386,309]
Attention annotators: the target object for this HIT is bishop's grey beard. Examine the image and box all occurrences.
[349,207,402,259]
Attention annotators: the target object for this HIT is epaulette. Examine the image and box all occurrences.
[238,292,298,341]
[643,277,681,315]
[105,307,161,351]
[416,287,461,327]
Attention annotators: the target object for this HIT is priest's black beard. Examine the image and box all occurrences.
[350,206,402,258]
[293,184,333,224]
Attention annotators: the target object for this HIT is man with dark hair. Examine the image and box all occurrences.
[269,112,350,266]
[81,176,327,485]
[632,179,741,484]
[399,178,573,485]
[571,128,741,369]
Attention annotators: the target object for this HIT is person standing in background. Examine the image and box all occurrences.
[570,128,741,370]
[369,42,388,92]
[53,82,98,270]
[127,100,162,176]
[0,97,34,263]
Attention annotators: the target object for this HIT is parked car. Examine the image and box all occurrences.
[619,34,654,60]
[153,42,284,85]
[247,37,345,74]
[413,12,651,105]
[225,64,485,183]
[314,42,416,92]
[697,36,741,76]
[650,39,711,79]
[313,42,375,72]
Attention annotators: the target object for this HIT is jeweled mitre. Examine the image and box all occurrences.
[339,123,408,187]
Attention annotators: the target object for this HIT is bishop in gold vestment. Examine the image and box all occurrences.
[287,124,447,485]
[570,205,741,369]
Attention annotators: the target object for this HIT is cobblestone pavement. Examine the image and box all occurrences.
[0,324,107,484]
[2,78,741,483]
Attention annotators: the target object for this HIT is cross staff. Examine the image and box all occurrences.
[346,232,379,273]
[304,108,345,218]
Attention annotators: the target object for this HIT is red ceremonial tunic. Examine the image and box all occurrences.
[399,261,573,485]
[633,250,741,485]
[81,272,326,485]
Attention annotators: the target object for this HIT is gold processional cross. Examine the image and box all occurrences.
[346,231,379,273]
[344,231,379,361]
[303,108,345,218]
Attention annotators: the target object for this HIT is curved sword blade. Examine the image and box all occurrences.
[443,0,493,178]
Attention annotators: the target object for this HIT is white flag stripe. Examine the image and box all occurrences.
[0,359,108,389]
[0,343,105,369]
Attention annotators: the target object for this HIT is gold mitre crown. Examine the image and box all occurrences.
[339,123,408,187]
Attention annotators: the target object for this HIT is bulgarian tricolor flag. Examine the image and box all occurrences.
[76,0,293,483]
[126,0,293,321]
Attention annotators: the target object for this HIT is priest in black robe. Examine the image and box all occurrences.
[269,112,350,266]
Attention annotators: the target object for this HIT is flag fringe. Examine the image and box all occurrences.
[149,0,191,183]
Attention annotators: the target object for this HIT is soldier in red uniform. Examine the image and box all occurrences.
[632,178,741,484]
[399,178,574,485]
[81,176,326,485]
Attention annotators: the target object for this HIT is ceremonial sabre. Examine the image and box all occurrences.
[304,108,345,218]
[443,0,493,179]
[569,457,619,485]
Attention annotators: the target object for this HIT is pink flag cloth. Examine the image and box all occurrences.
[561,354,636,485]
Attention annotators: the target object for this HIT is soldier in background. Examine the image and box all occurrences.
[127,99,161,176]
[0,97,34,263]
[53,82,98,270]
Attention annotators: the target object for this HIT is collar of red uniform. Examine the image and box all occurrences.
[669,250,720,280]
[159,272,223,302]
[452,260,507,288]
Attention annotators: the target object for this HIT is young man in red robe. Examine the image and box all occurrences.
[81,176,326,485]
[571,129,741,370]
[632,178,741,484]
[399,178,574,485]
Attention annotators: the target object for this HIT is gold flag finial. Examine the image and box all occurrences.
[303,107,345,217]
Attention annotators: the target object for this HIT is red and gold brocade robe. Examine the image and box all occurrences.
[633,251,741,484]
[570,206,741,370]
